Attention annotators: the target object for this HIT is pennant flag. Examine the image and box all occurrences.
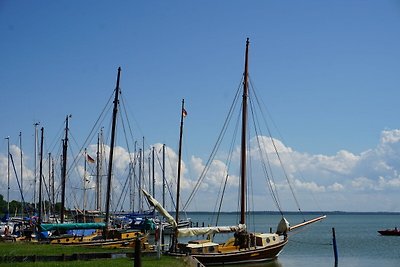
[87,154,95,163]
[182,108,188,117]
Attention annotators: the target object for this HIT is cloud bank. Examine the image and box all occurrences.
[1,129,400,212]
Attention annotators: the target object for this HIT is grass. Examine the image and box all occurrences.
[0,242,189,267]
[0,257,189,267]
[0,242,132,255]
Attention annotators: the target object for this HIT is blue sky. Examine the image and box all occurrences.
[1,1,400,212]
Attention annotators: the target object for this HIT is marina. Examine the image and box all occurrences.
[1,1,400,266]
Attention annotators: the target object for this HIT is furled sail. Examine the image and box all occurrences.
[177,224,246,237]
[40,222,106,231]
[142,189,177,228]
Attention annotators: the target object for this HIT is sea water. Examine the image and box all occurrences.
[182,212,400,267]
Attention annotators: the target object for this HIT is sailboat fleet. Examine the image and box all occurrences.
[0,39,326,264]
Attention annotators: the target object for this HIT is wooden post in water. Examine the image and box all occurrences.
[134,237,142,267]
[332,227,338,265]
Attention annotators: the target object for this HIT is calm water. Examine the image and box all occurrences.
[182,212,400,267]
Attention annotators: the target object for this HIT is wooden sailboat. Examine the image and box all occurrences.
[143,38,325,265]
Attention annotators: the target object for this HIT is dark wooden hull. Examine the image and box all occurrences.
[192,238,288,266]
[378,229,400,236]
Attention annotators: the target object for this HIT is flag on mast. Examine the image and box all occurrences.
[87,154,95,163]
[182,108,188,117]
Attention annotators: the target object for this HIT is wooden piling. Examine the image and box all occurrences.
[134,237,142,267]
[332,227,338,265]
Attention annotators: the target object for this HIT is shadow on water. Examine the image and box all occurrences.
[235,259,338,267]
[235,259,283,267]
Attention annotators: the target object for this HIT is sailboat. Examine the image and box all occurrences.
[143,38,326,265]
[42,68,146,248]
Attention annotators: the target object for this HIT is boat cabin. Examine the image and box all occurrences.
[179,239,219,254]
[254,233,282,247]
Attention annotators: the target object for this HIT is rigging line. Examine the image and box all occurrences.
[248,95,283,214]
[247,140,256,231]
[83,89,114,147]
[252,85,325,214]
[164,150,177,210]
[119,95,136,163]
[66,90,114,176]
[115,100,137,211]
[116,171,131,212]
[114,163,131,211]
[9,153,28,213]
[251,81,303,214]
[183,81,243,211]
[213,110,241,225]
[47,119,68,155]
[118,88,147,142]
[66,107,113,179]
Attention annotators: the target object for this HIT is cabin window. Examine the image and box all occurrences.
[273,236,276,241]
[209,246,215,252]
[266,238,270,243]
[256,237,263,246]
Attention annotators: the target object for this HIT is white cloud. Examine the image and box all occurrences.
[3,129,400,212]
[327,182,344,192]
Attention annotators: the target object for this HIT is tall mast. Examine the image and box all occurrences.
[104,67,121,233]
[172,99,186,251]
[51,158,55,218]
[162,143,166,250]
[240,38,249,225]
[96,128,104,211]
[96,132,101,211]
[60,115,70,223]
[152,147,155,198]
[83,148,87,221]
[148,154,151,195]
[175,99,185,224]
[19,132,23,211]
[132,141,137,212]
[138,148,142,212]
[48,153,51,218]
[38,127,44,227]
[162,144,166,208]
[5,136,10,222]
[33,122,39,213]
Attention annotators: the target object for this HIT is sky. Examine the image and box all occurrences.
[1,1,400,213]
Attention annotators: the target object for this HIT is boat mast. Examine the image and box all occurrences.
[60,115,70,223]
[96,128,104,211]
[38,127,44,227]
[5,136,10,222]
[33,122,39,213]
[172,99,186,251]
[51,157,55,219]
[19,132,24,214]
[48,153,51,219]
[162,144,166,208]
[138,148,143,212]
[83,148,88,222]
[104,67,121,233]
[96,133,101,211]
[240,38,250,225]
[176,99,185,225]
[152,147,155,198]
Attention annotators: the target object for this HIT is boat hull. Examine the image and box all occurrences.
[192,238,288,266]
[378,229,400,236]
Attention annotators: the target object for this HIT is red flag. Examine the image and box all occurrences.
[87,154,95,163]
